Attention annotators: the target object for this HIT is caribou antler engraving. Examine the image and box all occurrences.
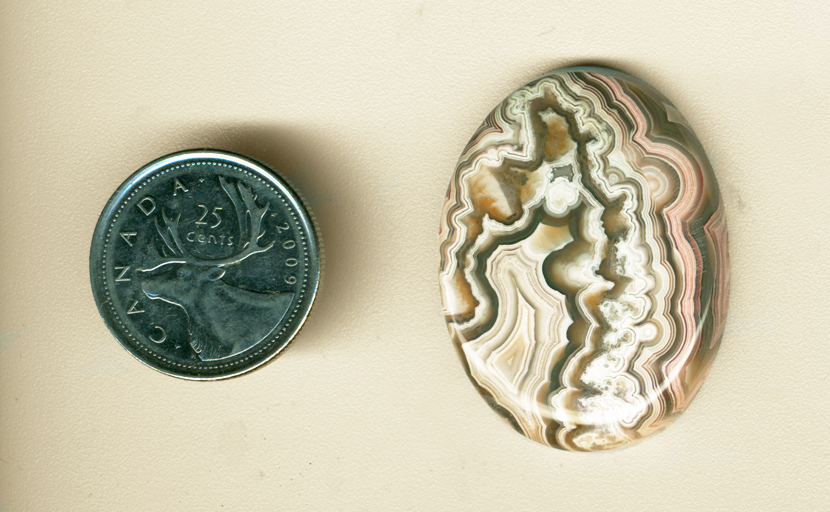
[143,177,274,272]
[138,177,292,361]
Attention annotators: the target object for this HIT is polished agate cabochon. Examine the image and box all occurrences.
[439,67,729,451]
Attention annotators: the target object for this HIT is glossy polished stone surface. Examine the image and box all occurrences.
[439,67,729,451]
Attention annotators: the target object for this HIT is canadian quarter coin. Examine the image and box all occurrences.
[90,149,322,379]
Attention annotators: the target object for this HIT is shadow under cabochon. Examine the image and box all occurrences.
[438,67,729,451]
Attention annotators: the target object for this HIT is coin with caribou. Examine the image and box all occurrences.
[90,150,322,379]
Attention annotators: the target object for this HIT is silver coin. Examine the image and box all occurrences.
[90,149,322,379]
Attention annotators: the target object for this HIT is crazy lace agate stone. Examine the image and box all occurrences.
[439,67,729,451]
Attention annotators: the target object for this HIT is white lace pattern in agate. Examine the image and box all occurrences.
[439,67,729,451]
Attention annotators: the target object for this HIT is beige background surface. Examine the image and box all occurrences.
[1,1,829,511]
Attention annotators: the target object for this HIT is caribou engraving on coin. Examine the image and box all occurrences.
[90,150,322,379]
[140,176,294,360]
